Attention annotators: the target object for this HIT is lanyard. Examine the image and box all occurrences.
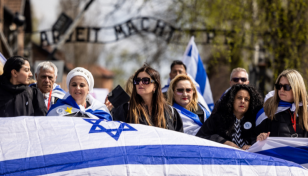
[47,90,52,110]
[288,110,296,132]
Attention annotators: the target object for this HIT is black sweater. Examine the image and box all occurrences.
[112,102,183,132]
[196,113,257,145]
[256,109,308,137]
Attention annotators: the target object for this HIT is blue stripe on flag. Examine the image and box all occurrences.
[0,145,302,175]
[187,45,192,57]
[278,101,292,107]
[256,108,265,121]
[196,54,206,94]
[173,103,202,126]
[257,146,308,165]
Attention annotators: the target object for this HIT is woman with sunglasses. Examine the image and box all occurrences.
[196,84,263,150]
[112,65,183,132]
[167,74,211,135]
[257,69,308,141]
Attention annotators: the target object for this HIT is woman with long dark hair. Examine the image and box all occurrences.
[196,84,263,150]
[0,56,46,117]
[112,65,183,132]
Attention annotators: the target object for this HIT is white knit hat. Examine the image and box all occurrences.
[66,67,94,92]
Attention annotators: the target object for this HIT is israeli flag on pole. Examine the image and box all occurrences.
[183,36,214,111]
[248,137,308,168]
[0,116,307,175]
[0,52,7,65]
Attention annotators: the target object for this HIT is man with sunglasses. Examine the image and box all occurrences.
[230,68,249,86]
[220,68,249,99]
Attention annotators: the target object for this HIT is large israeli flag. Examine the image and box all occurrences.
[183,37,214,111]
[0,116,307,175]
[248,137,308,169]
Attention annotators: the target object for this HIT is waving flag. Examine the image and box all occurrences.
[248,137,308,168]
[183,37,214,111]
[0,116,307,175]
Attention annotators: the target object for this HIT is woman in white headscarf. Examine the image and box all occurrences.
[47,67,112,120]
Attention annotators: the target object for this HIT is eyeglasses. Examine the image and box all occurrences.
[176,88,193,93]
[275,84,292,91]
[133,77,155,85]
[231,77,248,82]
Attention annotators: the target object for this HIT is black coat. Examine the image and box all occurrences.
[0,77,47,117]
[112,102,183,132]
[193,104,205,123]
[256,109,308,137]
[196,113,257,145]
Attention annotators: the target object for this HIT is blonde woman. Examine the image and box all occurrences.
[257,69,308,141]
[167,74,210,135]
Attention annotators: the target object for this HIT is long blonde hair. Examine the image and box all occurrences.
[167,74,198,111]
[264,69,308,130]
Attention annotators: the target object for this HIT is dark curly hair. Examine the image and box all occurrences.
[212,84,263,138]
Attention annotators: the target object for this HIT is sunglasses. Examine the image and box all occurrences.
[133,77,155,85]
[176,88,193,93]
[231,77,248,82]
[275,84,292,91]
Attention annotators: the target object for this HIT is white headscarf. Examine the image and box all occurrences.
[66,67,94,92]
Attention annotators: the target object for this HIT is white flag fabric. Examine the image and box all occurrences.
[89,88,109,104]
[182,36,214,111]
[0,116,307,175]
[248,137,308,169]
[173,102,210,136]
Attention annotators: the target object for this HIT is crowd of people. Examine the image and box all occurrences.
[0,56,307,151]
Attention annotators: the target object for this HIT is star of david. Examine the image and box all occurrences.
[83,119,137,141]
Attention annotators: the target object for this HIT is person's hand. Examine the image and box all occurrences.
[242,145,251,150]
[224,141,240,149]
[104,97,113,112]
[257,132,270,141]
